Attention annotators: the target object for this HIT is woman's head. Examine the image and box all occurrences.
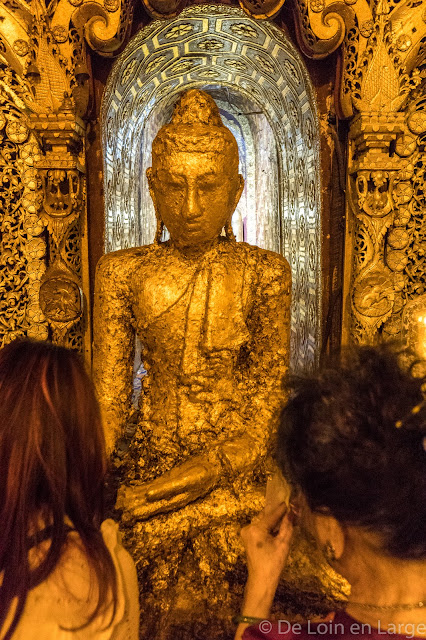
[0,339,115,640]
[277,346,426,560]
[0,339,106,531]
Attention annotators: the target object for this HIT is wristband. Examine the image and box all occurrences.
[232,615,265,625]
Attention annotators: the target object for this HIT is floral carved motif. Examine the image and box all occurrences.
[39,270,82,324]
[0,0,91,354]
[346,85,426,345]
[0,65,48,346]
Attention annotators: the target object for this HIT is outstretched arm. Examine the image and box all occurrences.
[93,253,135,454]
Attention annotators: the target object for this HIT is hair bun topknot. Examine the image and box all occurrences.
[171,89,223,127]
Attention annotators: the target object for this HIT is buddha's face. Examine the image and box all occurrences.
[147,150,244,249]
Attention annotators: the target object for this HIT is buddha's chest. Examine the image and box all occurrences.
[130,261,206,330]
[129,255,254,356]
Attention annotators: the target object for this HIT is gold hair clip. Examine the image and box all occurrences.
[394,400,426,452]
[395,400,425,429]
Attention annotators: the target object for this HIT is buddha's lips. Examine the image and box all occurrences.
[184,223,202,231]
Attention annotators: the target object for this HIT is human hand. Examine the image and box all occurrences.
[242,502,294,588]
[239,502,294,621]
[116,455,221,520]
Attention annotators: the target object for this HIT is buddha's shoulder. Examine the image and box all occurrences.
[96,244,161,278]
[233,242,291,276]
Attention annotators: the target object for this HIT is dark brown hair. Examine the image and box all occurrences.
[277,346,426,559]
[0,339,117,639]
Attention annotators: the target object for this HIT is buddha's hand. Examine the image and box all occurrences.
[116,453,222,520]
[183,374,241,405]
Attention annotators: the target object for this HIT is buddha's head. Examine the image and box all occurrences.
[147,89,244,249]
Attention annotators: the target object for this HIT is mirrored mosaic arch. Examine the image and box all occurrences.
[102,4,321,371]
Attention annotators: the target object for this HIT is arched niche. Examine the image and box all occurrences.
[102,4,321,371]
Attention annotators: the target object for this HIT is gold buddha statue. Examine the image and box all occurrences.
[93,89,291,639]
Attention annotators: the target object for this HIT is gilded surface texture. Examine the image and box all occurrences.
[344,2,426,345]
[31,109,87,350]
[96,85,347,639]
[54,0,134,56]
[102,5,322,372]
[240,0,425,121]
[0,0,92,356]
[94,90,293,639]
[0,64,47,345]
[0,1,424,633]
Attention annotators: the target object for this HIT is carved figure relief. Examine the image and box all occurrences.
[39,265,82,324]
[28,105,87,349]
[42,169,81,230]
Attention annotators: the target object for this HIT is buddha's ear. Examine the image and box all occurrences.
[233,174,244,210]
[146,167,154,196]
[146,167,159,216]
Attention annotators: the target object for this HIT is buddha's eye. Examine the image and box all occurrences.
[166,179,184,189]
[156,170,184,189]
[198,175,220,190]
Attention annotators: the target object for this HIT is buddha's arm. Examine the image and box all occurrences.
[93,253,135,454]
[215,251,292,474]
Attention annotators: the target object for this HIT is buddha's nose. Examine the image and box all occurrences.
[182,185,202,221]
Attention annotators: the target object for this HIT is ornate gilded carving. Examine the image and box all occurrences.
[13,39,29,57]
[351,7,421,115]
[236,0,426,122]
[39,263,82,324]
[42,169,81,224]
[396,92,426,308]
[0,0,91,354]
[303,0,422,346]
[69,0,134,55]
[345,75,426,345]
[26,104,87,348]
[0,63,48,345]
